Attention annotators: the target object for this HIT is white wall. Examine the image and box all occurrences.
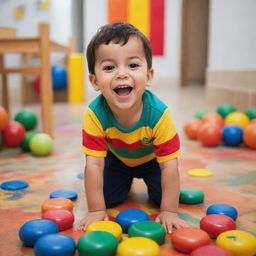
[208,0,256,71]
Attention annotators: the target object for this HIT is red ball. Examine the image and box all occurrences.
[200,214,236,239]
[243,124,256,149]
[191,245,234,256]
[202,112,225,128]
[2,121,25,147]
[197,123,222,147]
[184,119,202,140]
[42,209,74,231]
[0,106,9,131]
[171,227,211,253]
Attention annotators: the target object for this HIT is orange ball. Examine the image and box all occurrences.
[202,112,224,128]
[250,118,256,125]
[197,123,222,147]
[41,198,74,212]
[0,106,9,131]
[184,119,202,140]
[243,124,256,149]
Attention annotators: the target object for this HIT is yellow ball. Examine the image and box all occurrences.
[86,221,122,240]
[225,112,250,128]
[117,237,160,256]
[216,230,256,256]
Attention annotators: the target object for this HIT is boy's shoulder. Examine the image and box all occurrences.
[88,94,106,112]
[144,90,168,113]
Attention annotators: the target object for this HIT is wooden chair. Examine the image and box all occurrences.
[0,23,72,137]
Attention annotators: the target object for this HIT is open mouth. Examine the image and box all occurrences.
[114,86,133,96]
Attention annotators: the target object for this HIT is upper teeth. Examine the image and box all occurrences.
[117,86,129,89]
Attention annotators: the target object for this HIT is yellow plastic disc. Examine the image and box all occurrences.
[187,168,213,177]
[117,237,160,256]
[86,220,122,240]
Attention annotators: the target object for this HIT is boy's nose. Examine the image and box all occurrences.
[116,68,128,79]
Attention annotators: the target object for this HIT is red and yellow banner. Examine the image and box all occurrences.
[108,0,165,56]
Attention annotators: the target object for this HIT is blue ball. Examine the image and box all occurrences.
[51,65,67,91]
[34,234,76,256]
[116,208,150,233]
[50,189,78,200]
[19,219,58,247]
[206,203,238,220]
[222,125,243,146]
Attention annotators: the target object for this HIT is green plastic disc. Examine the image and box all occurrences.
[77,230,118,256]
[128,221,166,245]
[216,104,236,118]
[179,188,204,204]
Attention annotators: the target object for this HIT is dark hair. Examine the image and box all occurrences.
[86,22,152,74]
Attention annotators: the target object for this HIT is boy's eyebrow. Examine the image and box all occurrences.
[98,56,142,64]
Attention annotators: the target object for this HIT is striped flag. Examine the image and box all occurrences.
[108,0,165,56]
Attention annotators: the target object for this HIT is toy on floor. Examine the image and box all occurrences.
[222,125,243,146]
[49,189,78,200]
[34,233,76,256]
[191,245,233,256]
[0,106,8,131]
[184,118,202,140]
[87,220,122,240]
[0,180,28,190]
[200,214,236,238]
[179,188,204,204]
[77,230,118,256]
[187,168,213,177]
[216,230,256,256]
[30,132,53,156]
[116,208,150,233]
[245,107,256,120]
[206,204,238,220]
[128,220,166,245]
[117,237,160,256]
[216,104,237,118]
[202,112,225,128]
[243,124,256,149]
[2,121,25,147]
[42,198,74,212]
[19,219,58,247]
[171,227,211,253]
[225,112,250,129]
[42,209,74,231]
[21,131,38,152]
[14,108,38,131]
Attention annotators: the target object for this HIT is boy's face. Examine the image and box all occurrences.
[89,36,154,111]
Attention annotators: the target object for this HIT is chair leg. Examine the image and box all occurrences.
[0,55,9,113]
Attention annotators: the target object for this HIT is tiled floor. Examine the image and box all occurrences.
[1,84,255,255]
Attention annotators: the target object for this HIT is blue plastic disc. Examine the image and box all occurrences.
[1,180,29,191]
[49,189,78,200]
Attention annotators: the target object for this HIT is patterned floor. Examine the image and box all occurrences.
[1,85,256,255]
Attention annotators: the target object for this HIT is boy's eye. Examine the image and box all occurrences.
[129,63,139,69]
[103,65,115,71]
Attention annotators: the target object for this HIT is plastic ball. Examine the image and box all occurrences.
[2,121,25,147]
[243,124,256,149]
[30,133,53,156]
[52,65,67,90]
[21,131,38,152]
[19,219,58,247]
[184,119,202,140]
[216,104,236,118]
[14,108,37,131]
[222,125,243,147]
[194,110,210,120]
[245,107,256,120]
[202,112,225,128]
[225,112,250,129]
[0,106,9,131]
[34,233,76,256]
[197,123,222,147]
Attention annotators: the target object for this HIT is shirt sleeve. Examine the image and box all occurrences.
[152,109,181,162]
[81,107,107,157]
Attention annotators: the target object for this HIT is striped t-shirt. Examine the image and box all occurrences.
[81,90,180,167]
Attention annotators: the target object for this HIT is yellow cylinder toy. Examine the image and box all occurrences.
[68,53,85,103]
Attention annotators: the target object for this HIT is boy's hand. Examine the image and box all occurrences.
[155,211,188,234]
[78,210,109,231]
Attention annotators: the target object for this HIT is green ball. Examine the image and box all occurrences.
[14,108,37,131]
[128,221,166,245]
[21,131,38,152]
[216,104,236,118]
[194,110,210,119]
[179,188,204,204]
[29,133,53,156]
[77,231,118,256]
[245,107,256,120]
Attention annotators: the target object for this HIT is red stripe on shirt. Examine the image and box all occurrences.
[154,133,180,156]
[106,138,147,151]
[82,130,107,151]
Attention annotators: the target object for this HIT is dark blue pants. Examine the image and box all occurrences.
[103,152,162,208]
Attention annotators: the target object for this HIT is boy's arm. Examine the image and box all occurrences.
[155,158,188,233]
[79,155,108,230]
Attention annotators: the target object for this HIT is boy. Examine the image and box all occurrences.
[79,22,187,233]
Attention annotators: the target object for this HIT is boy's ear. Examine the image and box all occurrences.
[89,74,100,91]
[146,68,154,87]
